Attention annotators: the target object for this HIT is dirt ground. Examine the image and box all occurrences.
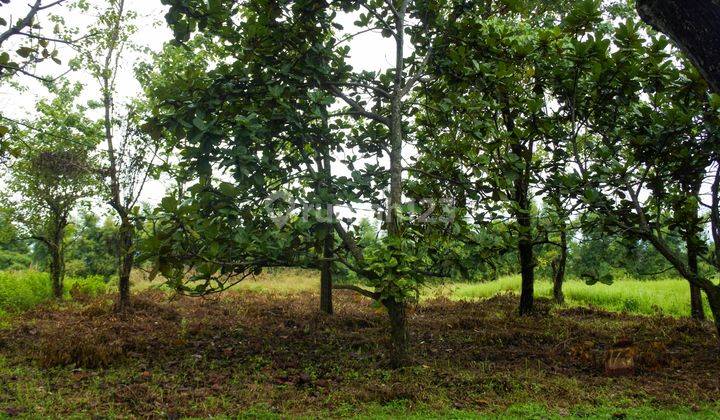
[0,290,718,418]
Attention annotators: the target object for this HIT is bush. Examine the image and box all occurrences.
[0,270,53,311]
[66,275,107,299]
[0,249,32,271]
[64,259,88,278]
[0,270,109,312]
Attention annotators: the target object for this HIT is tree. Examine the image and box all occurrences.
[636,0,720,93]
[0,0,68,82]
[74,0,160,311]
[0,207,32,271]
[413,0,589,314]
[65,213,118,278]
[555,16,720,333]
[0,0,72,153]
[147,0,460,367]
[1,82,99,297]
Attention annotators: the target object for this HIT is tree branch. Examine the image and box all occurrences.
[326,84,390,126]
[333,284,380,300]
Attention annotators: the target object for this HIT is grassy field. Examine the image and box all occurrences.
[1,268,714,321]
[439,275,714,319]
[0,270,106,312]
[1,269,719,418]
[1,289,719,418]
[210,269,713,319]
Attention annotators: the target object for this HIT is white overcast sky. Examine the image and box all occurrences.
[1,0,393,220]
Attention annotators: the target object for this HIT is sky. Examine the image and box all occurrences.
[1,0,395,221]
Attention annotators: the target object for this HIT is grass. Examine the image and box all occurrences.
[442,275,714,318]
[237,268,323,294]
[1,271,717,417]
[240,402,720,419]
[1,268,713,320]
[135,269,714,319]
[0,270,107,313]
[2,290,719,418]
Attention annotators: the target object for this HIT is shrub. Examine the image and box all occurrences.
[0,270,53,311]
[66,275,107,299]
[0,250,32,271]
[0,270,109,312]
[64,259,88,278]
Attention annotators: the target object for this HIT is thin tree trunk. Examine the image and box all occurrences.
[686,179,706,321]
[384,297,409,368]
[518,237,535,315]
[503,99,535,315]
[117,219,133,311]
[49,220,66,299]
[553,224,567,304]
[319,238,333,314]
[688,235,705,321]
[101,0,131,313]
[318,200,334,315]
[382,1,409,367]
[515,146,534,315]
[706,287,720,342]
[50,245,63,299]
[316,123,334,314]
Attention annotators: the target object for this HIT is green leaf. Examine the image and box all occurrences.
[161,196,179,212]
[16,47,35,59]
[709,93,720,110]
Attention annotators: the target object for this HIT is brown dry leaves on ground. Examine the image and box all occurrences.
[0,290,718,417]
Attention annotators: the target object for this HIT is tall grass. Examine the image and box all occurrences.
[445,275,713,318]
[0,270,107,312]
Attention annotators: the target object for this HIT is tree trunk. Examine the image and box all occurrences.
[101,0,130,313]
[49,220,66,300]
[117,219,134,311]
[687,234,706,321]
[384,297,409,368]
[518,238,535,315]
[503,100,535,315]
[319,213,334,315]
[706,287,720,342]
[515,147,534,315]
[685,178,706,321]
[382,2,409,367]
[552,225,568,304]
[636,0,720,94]
[316,123,334,315]
[49,245,64,299]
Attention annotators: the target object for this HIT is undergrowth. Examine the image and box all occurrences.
[0,270,107,312]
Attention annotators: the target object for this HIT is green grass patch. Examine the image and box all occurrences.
[444,275,713,318]
[1,267,713,320]
[0,270,107,312]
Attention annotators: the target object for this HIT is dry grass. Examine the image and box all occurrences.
[0,289,718,418]
[129,268,716,320]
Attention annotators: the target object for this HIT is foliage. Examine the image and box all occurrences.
[145,0,453,308]
[0,249,32,271]
[0,0,73,154]
[0,270,106,312]
[0,0,66,82]
[64,213,118,278]
[0,81,100,296]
